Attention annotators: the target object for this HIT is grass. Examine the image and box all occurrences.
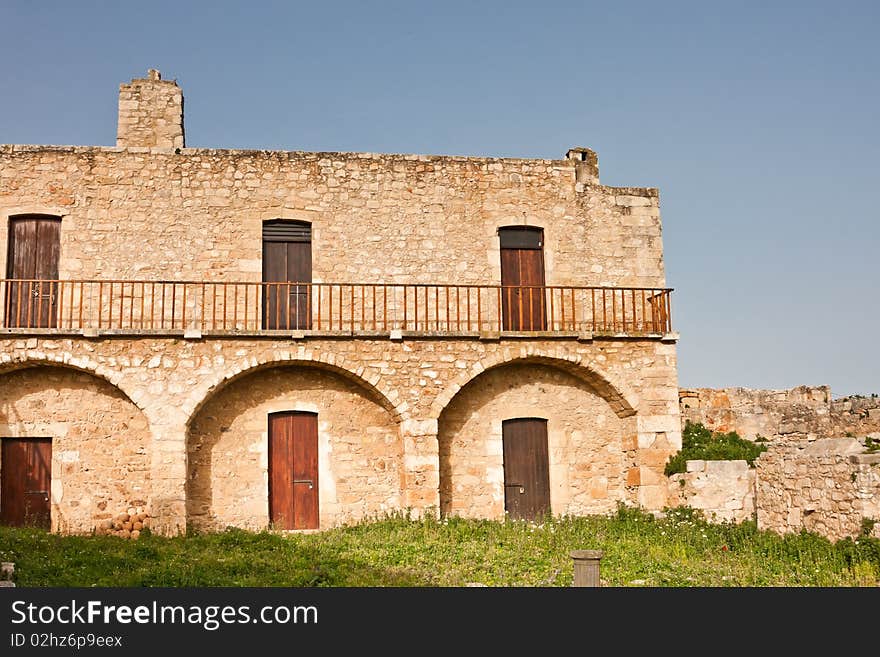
[1,505,878,587]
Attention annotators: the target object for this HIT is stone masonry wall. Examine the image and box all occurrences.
[438,363,630,519]
[755,439,880,542]
[679,386,880,443]
[0,147,665,293]
[666,460,755,523]
[116,69,184,149]
[0,335,680,534]
[187,366,401,531]
[0,366,151,533]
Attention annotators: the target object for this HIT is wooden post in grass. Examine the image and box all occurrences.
[0,562,14,587]
[571,550,603,587]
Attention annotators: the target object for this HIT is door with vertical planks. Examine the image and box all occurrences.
[499,226,546,331]
[262,220,312,330]
[502,418,550,521]
[268,412,319,529]
[5,215,60,328]
[0,438,52,529]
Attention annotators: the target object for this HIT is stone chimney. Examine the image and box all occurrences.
[566,147,599,185]
[116,69,185,149]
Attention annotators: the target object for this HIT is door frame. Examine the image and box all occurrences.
[261,219,312,330]
[267,410,319,530]
[498,226,546,331]
[0,436,52,529]
[5,214,62,329]
[501,417,551,521]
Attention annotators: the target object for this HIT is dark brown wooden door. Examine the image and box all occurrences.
[1,438,51,529]
[502,418,550,521]
[268,412,319,529]
[5,216,60,328]
[262,221,311,330]
[500,227,546,331]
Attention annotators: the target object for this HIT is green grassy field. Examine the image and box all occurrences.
[2,505,878,587]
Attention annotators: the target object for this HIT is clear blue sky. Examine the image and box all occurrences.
[2,1,877,397]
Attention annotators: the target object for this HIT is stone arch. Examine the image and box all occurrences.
[182,352,405,430]
[185,359,404,532]
[0,354,145,413]
[436,357,638,520]
[0,361,152,534]
[429,351,638,421]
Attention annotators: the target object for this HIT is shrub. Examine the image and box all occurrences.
[664,421,768,476]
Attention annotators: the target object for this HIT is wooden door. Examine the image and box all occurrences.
[499,227,546,331]
[268,412,319,529]
[262,221,311,330]
[502,418,550,521]
[0,438,51,529]
[5,216,60,328]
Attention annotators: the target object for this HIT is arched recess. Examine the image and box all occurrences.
[0,363,151,534]
[436,358,638,521]
[183,355,403,429]
[186,361,403,533]
[430,353,637,421]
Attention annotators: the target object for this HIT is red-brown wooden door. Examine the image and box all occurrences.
[262,220,311,330]
[0,438,52,529]
[502,418,550,521]
[499,227,546,331]
[5,215,60,328]
[268,412,319,529]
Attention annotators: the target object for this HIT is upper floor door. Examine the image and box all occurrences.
[499,226,546,331]
[262,220,312,330]
[5,215,61,328]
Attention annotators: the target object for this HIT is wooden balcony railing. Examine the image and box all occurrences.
[1,279,672,336]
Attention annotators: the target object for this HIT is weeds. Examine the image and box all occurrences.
[0,504,877,587]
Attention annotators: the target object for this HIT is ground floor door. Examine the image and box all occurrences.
[0,437,51,529]
[268,412,319,529]
[502,418,550,520]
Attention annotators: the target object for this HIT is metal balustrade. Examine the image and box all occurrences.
[0,279,672,336]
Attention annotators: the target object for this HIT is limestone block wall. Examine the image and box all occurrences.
[116,69,184,149]
[830,395,880,437]
[438,363,630,519]
[755,439,880,542]
[0,146,666,294]
[187,366,401,532]
[0,335,680,534]
[679,385,880,443]
[666,460,756,523]
[0,366,150,533]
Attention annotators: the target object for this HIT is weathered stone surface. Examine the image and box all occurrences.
[667,460,755,523]
[679,386,880,443]
[755,444,880,542]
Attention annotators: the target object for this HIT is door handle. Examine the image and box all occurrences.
[293,479,314,489]
[505,484,526,494]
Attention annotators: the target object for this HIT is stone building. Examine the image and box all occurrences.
[0,70,680,536]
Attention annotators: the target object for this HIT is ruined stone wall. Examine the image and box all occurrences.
[438,363,630,519]
[0,146,665,292]
[679,386,880,443]
[0,335,680,533]
[755,439,880,542]
[0,366,150,533]
[831,395,880,437]
[187,366,401,532]
[666,460,756,524]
